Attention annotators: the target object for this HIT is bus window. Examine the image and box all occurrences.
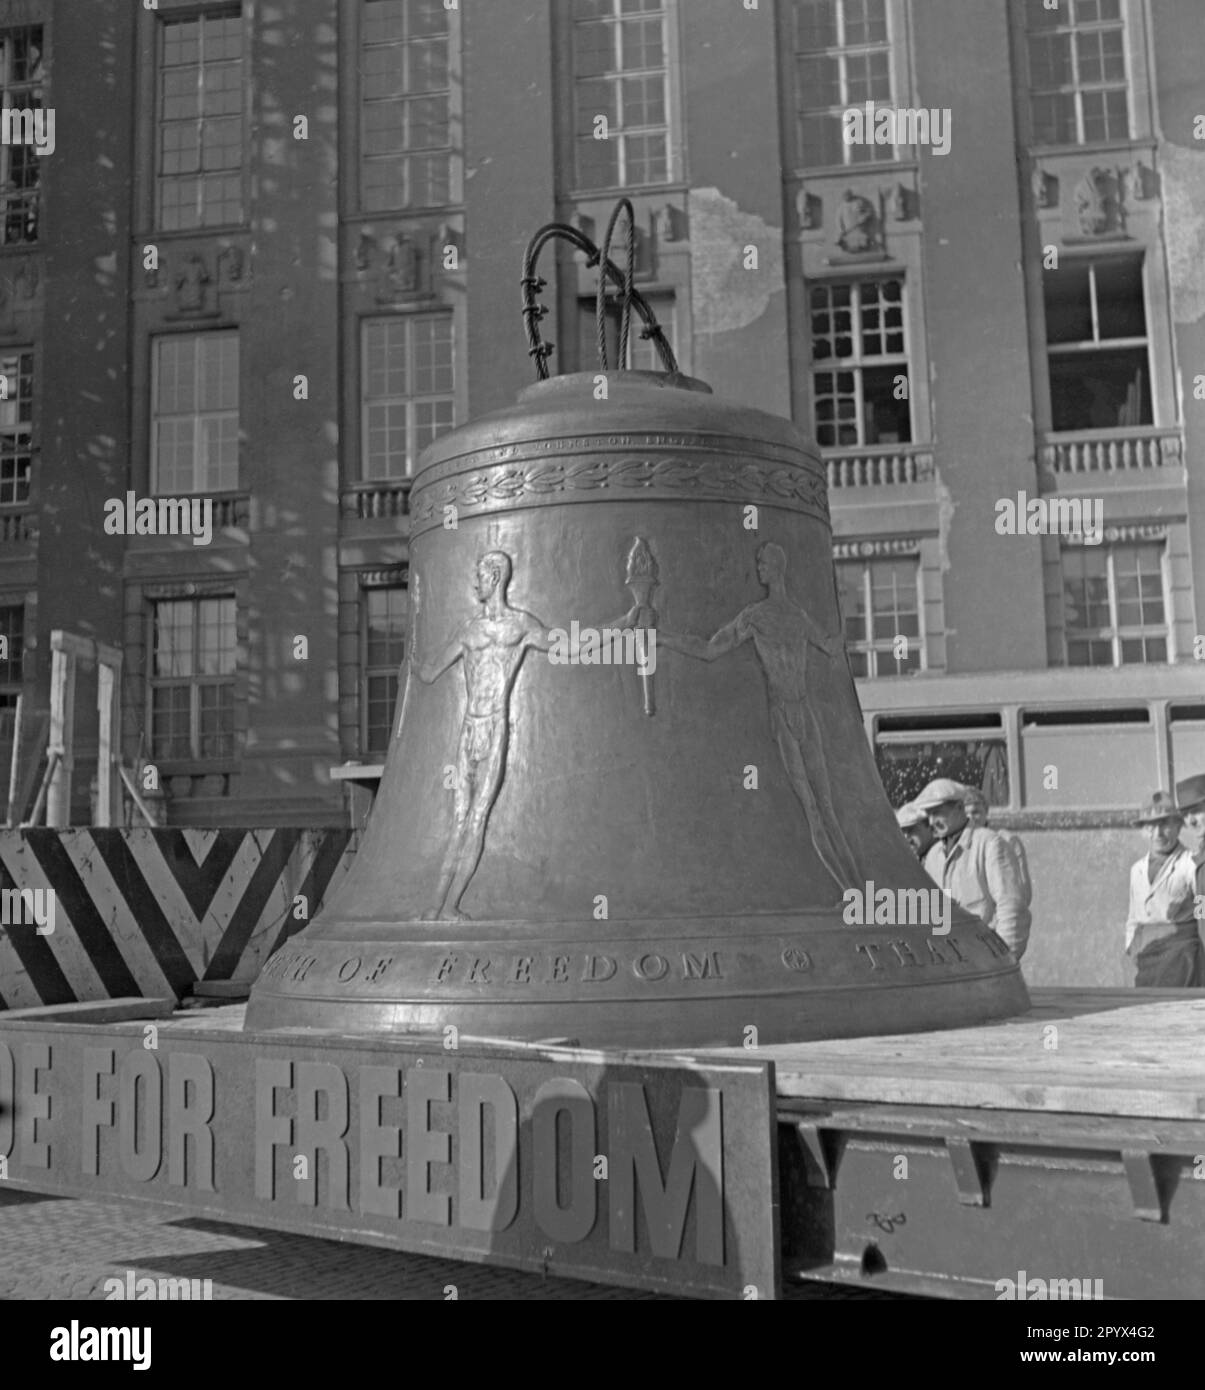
[1170,704,1205,787]
[874,712,1008,808]
[1021,707,1153,809]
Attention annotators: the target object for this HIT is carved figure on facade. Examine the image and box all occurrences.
[653,203,682,243]
[1125,159,1153,204]
[835,189,878,253]
[174,253,210,313]
[1031,166,1055,210]
[1074,167,1117,236]
[218,245,245,285]
[355,232,377,273]
[795,187,820,231]
[389,234,420,294]
[13,258,38,302]
[658,542,860,889]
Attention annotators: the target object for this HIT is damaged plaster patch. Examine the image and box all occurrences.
[1159,143,1205,324]
[687,187,783,337]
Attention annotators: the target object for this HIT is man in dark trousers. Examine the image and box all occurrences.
[1125,789,1204,988]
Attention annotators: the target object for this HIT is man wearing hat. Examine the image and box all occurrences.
[1175,773,1205,861]
[1125,790,1203,988]
[914,776,1030,959]
[895,802,934,861]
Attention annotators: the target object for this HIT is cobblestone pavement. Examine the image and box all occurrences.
[0,1189,913,1300]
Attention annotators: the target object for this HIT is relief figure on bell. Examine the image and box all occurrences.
[415,549,558,921]
[657,541,860,890]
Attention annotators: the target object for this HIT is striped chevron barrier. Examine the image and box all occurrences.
[0,828,355,1011]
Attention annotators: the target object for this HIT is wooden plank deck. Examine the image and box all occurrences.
[704,987,1205,1121]
[130,987,1205,1123]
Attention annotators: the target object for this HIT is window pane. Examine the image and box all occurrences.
[158,13,244,228]
[1049,346,1150,430]
[876,738,1009,807]
[1030,92,1076,145]
[0,604,23,686]
[574,4,668,189]
[861,365,911,444]
[1044,261,1093,344]
[835,562,867,644]
[1094,256,1145,340]
[153,601,195,678]
[794,0,838,51]
[361,0,452,210]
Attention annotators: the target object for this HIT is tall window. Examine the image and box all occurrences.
[573,0,669,190]
[157,11,244,230]
[810,278,909,447]
[361,0,451,212]
[836,558,921,676]
[362,586,407,755]
[0,603,23,703]
[150,597,237,760]
[0,603,23,770]
[0,351,33,505]
[1063,543,1167,666]
[1026,0,1128,146]
[362,315,454,480]
[578,292,675,372]
[152,333,239,494]
[1045,254,1149,431]
[791,0,892,168]
[0,27,42,245]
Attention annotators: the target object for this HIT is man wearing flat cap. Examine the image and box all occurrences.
[1125,788,1204,988]
[895,802,934,861]
[914,776,1030,959]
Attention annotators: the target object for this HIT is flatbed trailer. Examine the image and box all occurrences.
[0,987,1200,1300]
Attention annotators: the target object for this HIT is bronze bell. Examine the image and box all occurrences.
[245,209,1027,1046]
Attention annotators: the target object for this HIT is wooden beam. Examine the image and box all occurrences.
[96,663,114,827]
[5,690,22,826]
[47,647,74,828]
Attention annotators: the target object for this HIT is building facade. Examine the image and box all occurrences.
[0,0,1202,827]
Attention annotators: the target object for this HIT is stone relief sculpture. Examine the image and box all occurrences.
[658,542,860,890]
[414,541,666,917]
[416,550,552,921]
[1074,167,1112,235]
[174,253,210,312]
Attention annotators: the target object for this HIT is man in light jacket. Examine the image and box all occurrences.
[915,777,1031,960]
[1125,789,1203,988]
[962,784,1032,910]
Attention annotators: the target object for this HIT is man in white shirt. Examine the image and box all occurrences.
[1125,790,1203,988]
